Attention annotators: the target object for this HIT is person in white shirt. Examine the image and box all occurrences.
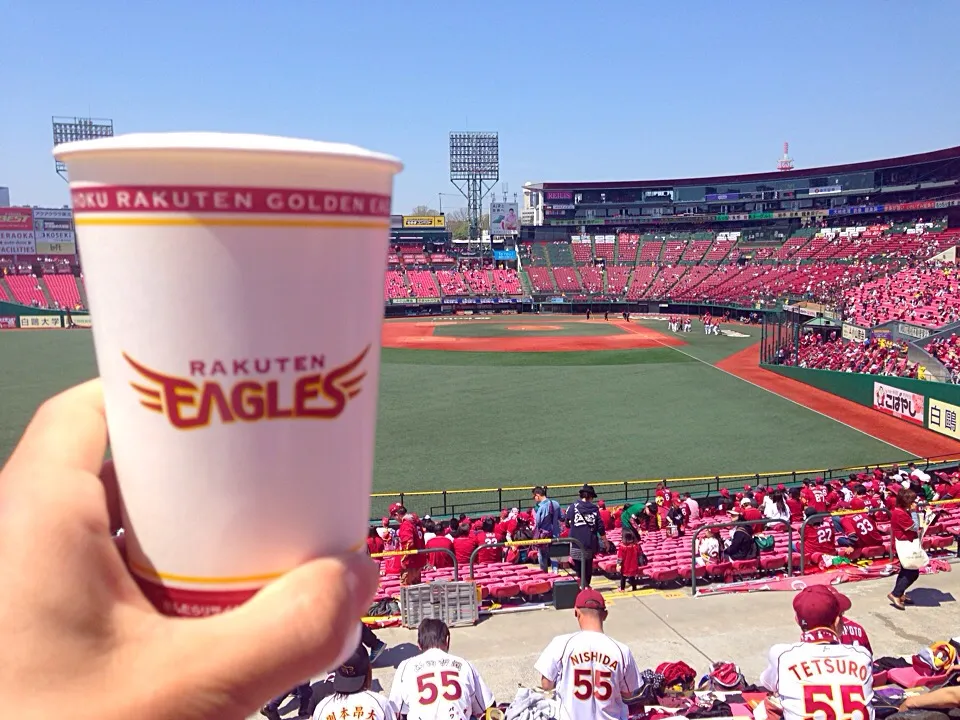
[757,586,873,720]
[389,618,495,720]
[908,463,931,484]
[535,588,642,720]
[313,645,395,720]
[682,493,700,522]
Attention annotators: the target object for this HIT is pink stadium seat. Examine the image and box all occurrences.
[645,567,679,585]
[677,565,707,581]
[488,583,521,601]
[861,546,888,559]
[519,579,552,596]
[760,555,787,572]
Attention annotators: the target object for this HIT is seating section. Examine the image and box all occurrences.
[644,266,687,299]
[594,241,615,262]
[526,266,555,293]
[491,269,522,295]
[463,269,492,295]
[617,233,639,263]
[571,241,593,264]
[406,270,440,298]
[606,265,631,295]
[926,334,960,383]
[626,266,656,299]
[681,239,712,263]
[383,270,410,300]
[578,266,603,294]
[638,241,663,263]
[785,334,919,378]
[662,240,687,264]
[42,275,82,309]
[552,267,581,293]
[5,275,47,306]
[435,270,469,297]
[842,261,960,328]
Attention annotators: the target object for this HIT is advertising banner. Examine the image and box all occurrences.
[705,193,739,201]
[0,230,37,254]
[808,186,842,196]
[68,315,92,328]
[544,191,573,201]
[842,323,868,343]
[886,200,936,212]
[643,190,674,201]
[896,323,931,340]
[928,398,960,441]
[31,208,73,221]
[35,241,77,255]
[873,381,924,426]
[19,315,63,330]
[0,207,33,230]
[545,204,575,210]
[493,249,517,261]
[402,216,445,228]
[0,316,17,329]
[489,202,520,235]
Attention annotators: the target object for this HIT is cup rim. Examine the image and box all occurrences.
[53,132,402,172]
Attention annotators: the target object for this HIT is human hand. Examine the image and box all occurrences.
[0,380,378,720]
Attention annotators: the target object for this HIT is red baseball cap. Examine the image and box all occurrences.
[720,488,730,497]
[388,502,404,516]
[777,484,786,491]
[793,586,851,630]
[575,588,607,611]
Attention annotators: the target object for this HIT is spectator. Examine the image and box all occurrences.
[759,586,874,720]
[535,588,642,720]
[696,528,726,567]
[424,522,455,569]
[391,503,426,587]
[617,528,642,592]
[763,491,791,524]
[453,521,479,567]
[682,492,701,522]
[475,517,503,564]
[533,485,563,573]
[785,488,805,522]
[389,619,495,720]
[838,499,884,551]
[565,485,608,588]
[889,488,923,610]
[725,509,757,561]
[311,644,395,720]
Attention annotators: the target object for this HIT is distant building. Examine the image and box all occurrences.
[522,182,542,227]
[0,187,9,206]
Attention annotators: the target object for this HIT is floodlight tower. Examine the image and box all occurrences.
[449,131,499,244]
[52,116,115,182]
[777,141,794,171]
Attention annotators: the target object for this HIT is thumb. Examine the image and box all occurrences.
[186,551,378,711]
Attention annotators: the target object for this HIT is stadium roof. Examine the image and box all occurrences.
[530,145,960,191]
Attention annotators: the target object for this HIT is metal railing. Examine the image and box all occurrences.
[370,454,960,521]
[369,546,460,580]
[467,537,589,589]
[689,518,794,596]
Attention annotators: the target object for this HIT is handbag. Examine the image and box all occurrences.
[895,539,929,569]
[754,534,775,552]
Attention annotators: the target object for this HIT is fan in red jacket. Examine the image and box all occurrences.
[839,499,884,549]
[391,502,427,586]
[475,517,503,564]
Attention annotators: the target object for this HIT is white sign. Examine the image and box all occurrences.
[873,382,924,426]
[489,202,519,235]
[842,322,867,343]
[0,230,36,254]
[643,190,674,201]
[36,231,76,242]
[31,208,74,220]
[808,185,842,196]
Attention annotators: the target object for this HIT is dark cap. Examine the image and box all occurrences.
[793,585,851,630]
[580,484,597,498]
[575,587,606,610]
[333,645,370,694]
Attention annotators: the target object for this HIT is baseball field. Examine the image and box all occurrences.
[4,315,949,518]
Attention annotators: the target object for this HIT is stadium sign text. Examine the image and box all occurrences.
[124,346,369,429]
[872,382,924,426]
[70,186,391,217]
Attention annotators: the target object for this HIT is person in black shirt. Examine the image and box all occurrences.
[565,484,607,588]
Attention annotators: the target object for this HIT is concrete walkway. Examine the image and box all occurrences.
[260,569,958,718]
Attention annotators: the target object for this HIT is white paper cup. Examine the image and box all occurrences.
[54,132,402,616]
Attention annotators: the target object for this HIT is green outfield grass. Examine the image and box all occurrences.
[431,321,626,337]
[0,320,904,504]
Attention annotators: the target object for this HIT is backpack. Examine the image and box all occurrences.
[754,534,775,552]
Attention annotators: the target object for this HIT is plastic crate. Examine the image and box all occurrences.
[437,581,479,628]
[400,581,478,629]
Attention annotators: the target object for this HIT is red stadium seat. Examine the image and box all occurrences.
[760,555,787,572]
[488,583,521,601]
[520,579,553,596]
[861,546,888,559]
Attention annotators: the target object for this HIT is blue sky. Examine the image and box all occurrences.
[2,1,958,212]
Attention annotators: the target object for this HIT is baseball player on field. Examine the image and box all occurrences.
[756,586,874,720]
[389,618,495,720]
[535,588,642,720]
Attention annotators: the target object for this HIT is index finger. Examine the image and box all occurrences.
[2,379,108,482]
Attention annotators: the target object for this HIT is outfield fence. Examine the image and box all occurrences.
[370,452,960,521]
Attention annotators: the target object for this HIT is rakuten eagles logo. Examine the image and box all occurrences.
[125,347,368,429]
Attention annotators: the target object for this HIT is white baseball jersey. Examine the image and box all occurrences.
[389,647,494,720]
[313,689,395,720]
[759,641,874,720]
[534,630,642,720]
